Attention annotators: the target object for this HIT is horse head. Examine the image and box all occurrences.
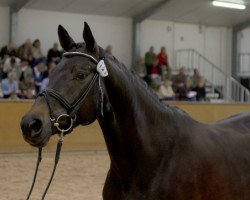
[21,22,104,147]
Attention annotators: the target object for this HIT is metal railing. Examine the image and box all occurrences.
[175,49,250,103]
[238,53,250,77]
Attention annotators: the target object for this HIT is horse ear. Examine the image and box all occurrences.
[58,25,75,51]
[83,22,97,52]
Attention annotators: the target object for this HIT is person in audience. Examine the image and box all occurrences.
[173,67,188,100]
[157,47,169,67]
[158,79,175,101]
[19,74,35,99]
[0,43,17,60]
[31,39,46,67]
[2,56,21,79]
[195,79,206,101]
[191,68,206,101]
[47,42,61,65]
[133,57,147,79]
[185,78,197,101]
[17,39,33,63]
[145,46,157,76]
[150,77,162,98]
[151,60,160,75]
[105,45,112,55]
[157,47,170,80]
[18,61,34,98]
[39,62,56,93]
[17,61,33,82]
[0,62,3,81]
[1,72,19,99]
[33,63,48,94]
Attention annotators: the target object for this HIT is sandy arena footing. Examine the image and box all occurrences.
[0,151,109,200]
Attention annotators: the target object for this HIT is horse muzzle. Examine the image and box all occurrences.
[21,115,50,147]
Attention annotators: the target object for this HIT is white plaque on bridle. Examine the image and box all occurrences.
[97,60,108,77]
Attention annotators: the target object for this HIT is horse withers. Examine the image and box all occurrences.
[21,22,250,200]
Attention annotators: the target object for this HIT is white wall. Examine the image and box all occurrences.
[0,6,10,48]
[17,9,132,67]
[239,28,250,53]
[1,8,233,74]
[204,26,232,74]
[140,20,232,74]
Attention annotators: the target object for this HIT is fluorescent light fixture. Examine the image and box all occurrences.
[212,1,246,9]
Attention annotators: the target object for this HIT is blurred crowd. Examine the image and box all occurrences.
[134,46,206,101]
[0,39,62,99]
[0,40,115,100]
[0,40,205,102]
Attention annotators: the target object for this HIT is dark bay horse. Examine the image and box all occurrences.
[21,22,250,200]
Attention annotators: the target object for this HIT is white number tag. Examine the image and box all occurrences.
[97,60,108,77]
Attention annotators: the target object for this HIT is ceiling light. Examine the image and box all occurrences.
[212,1,246,9]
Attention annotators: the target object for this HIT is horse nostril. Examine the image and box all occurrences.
[29,119,42,137]
[30,119,42,131]
[21,117,43,138]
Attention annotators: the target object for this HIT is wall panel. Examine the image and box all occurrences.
[0,101,249,153]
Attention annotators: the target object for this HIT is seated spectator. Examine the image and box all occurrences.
[173,67,188,100]
[47,42,61,65]
[17,61,34,98]
[1,72,19,99]
[158,79,175,101]
[195,79,206,101]
[39,62,56,93]
[133,57,146,79]
[2,56,21,79]
[31,39,46,67]
[185,78,197,101]
[17,39,33,63]
[0,43,17,60]
[33,63,48,94]
[105,45,112,55]
[145,46,157,76]
[191,68,206,101]
[19,74,35,99]
[150,77,162,98]
[17,61,33,81]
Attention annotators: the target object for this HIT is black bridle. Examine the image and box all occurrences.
[26,48,106,200]
[39,50,105,135]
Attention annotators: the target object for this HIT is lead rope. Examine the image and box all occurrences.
[26,133,64,200]
[41,133,64,200]
[26,148,42,200]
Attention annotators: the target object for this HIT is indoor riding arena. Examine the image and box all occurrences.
[1,0,250,200]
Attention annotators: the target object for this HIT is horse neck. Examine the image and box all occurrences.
[97,58,177,177]
[101,57,164,118]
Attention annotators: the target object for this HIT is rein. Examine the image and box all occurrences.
[26,48,107,199]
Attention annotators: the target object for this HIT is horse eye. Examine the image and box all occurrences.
[75,73,86,80]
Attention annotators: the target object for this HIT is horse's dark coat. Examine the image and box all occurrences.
[21,23,250,200]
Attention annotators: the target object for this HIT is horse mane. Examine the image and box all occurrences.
[106,53,190,117]
[107,53,163,104]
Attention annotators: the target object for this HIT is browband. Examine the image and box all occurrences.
[63,47,108,77]
[63,52,98,64]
